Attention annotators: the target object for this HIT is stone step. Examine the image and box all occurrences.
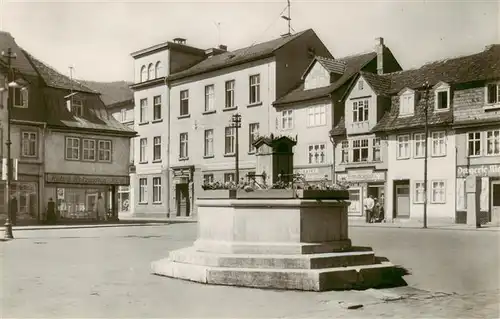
[168,247,376,270]
[152,258,405,291]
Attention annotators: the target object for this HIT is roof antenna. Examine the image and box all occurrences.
[213,21,221,46]
[64,66,77,110]
[281,0,291,36]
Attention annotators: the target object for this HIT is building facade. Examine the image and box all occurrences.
[452,44,500,225]
[0,32,135,224]
[130,38,205,218]
[167,29,332,217]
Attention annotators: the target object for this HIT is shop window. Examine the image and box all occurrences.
[456,178,466,211]
[118,186,130,213]
[347,188,361,215]
[56,187,107,219]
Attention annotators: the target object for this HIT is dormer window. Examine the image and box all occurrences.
[399,88,415,116]
[352,99,369,123]
[13,87,28,108]
[486,82,500,108]
[72,99,83,117]
[434,82,450,111]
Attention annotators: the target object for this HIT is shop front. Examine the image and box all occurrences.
[456,164,500,224]
[293,166,332,184]
[0,175,40,225]
[336,169,386,218]
[44,173,129,221]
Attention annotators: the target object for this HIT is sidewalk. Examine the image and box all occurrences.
[349,219,500,232]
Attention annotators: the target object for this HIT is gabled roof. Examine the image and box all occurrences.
[168,29,314,81]
[0,31,38,77]
[300,56,345,80]
[24,51,96,93]
[359,71,391,96]
[273,51,377,106]
[381,44,500,94]
[80,80,134,107]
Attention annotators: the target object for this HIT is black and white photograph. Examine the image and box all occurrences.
[0,0,499,318]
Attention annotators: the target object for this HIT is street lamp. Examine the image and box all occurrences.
[329,130,336,185]
[423,81,430,229]
[229,113,242,183]
[1,48,19,239]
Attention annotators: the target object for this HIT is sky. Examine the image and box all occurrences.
[0,0,498,82]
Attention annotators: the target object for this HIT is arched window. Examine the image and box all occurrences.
[155,61,163,78]
[148,63,154,80]
[140,66,147,82]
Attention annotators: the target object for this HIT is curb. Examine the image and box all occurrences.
[11,219,196,231]
[349,223,500,232]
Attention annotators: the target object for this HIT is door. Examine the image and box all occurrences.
[491,181,500,225]
[176,184,190,217]
[86,193,98,219]
[395,184,410,218]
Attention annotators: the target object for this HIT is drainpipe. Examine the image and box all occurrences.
[39,122,47,223]
[164,76,171,218]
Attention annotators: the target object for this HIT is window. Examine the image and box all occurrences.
[486,129,500,155]
[249,74,260,104]
[204,84,215,112]
[98,140,112,162]
[120,109,127,122]
[153,177,162,203]
[224,127,235,155]
[281,110,293,130]
[21,132,37,157]
[352,139,369,162]
[13,87,28,108]
[435,90,449,110]
[204,129,214,157]
[431,180,446,203]
[431,131,446,156]
[155,61,163,78]
[225,80,235,108]
[203,174,214,184]
[486,83,500,105]
[180,90,189,116]
[352,99,369,123]
[308,143,326,164]
[140,66,147,82]
[224,173,235,183]
[400,94,414,115]
[82,138,96,161]
[372,138,381,161]
[414,133,426,158]
[148,63,154,80]
[65,137,80,160]
[179,133,188,159]
[139,138,147,162]
[248,123,259,153]
[72,99,83,117]
[140,98,147,123]
[341,140,349,163]
[153,136,161,161]
[397,135,410,159]
[358,79,364,90]
[153,95,161,120]
[307,105,326,127]
[467,132,481,157]
[139,178,147,203]
[414,181,425,204]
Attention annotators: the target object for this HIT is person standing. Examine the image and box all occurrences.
[46,197,56,224]
[96,194,107,222]
[10,195,18,226]
[363,195,375,223]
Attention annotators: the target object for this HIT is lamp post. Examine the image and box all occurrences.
[1,48,17,239]
[423,81,430,229]
[230,113,242,183]
[329,131,336,185]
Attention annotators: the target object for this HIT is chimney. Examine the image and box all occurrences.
[173,37,187,45]
[375,37,384,75]
[205,47,226,58]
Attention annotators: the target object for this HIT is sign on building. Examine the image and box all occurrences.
[1,158,18,181]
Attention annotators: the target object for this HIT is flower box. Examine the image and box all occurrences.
[199,189,237,199]
[236,189,295,199]
[295,189,349,200]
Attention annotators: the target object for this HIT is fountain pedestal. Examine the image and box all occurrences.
[152,197,405,291]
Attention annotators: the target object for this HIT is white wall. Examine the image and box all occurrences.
[134,49,169,83]
[345,76,379,135]
[304,61,330,90]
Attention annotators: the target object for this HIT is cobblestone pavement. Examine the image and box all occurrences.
[1,224,499,318]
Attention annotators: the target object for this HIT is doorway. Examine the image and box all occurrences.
[491,181,500,225]
[176,183,190,217]
[394,181,410,218]
[86,193,98,219]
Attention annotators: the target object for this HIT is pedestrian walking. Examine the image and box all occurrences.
[364,195,375,223]
[96,194,107,221]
